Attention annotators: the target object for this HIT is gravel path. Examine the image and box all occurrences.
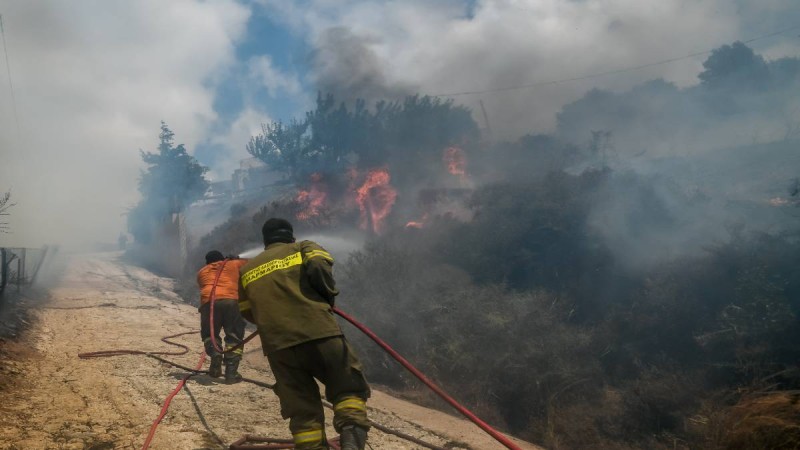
[0,252,540,450]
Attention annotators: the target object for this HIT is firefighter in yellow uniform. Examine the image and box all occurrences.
[238,218,370,450]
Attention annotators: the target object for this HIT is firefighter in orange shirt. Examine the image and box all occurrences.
[197,250,248,382]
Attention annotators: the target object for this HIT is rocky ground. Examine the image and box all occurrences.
[0,251,540,450]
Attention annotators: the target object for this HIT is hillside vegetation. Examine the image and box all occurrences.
[185,42,800,449]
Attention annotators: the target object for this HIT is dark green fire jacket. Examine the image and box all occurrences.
[237,240,342,354]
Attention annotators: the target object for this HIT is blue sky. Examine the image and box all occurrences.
[191,0,800,176]
[194,2,313,174]
[1,0,799,246]
[221,3,310,120]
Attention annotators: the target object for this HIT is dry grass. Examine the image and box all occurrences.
[721,392,800,450]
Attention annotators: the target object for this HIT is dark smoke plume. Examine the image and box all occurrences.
[309,27,413,105]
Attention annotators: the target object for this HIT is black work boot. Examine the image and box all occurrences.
[224,357,242,384]
[339,425,367,450]
[208,354,223,378]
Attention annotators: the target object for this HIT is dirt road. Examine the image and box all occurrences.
[0,252,540,450]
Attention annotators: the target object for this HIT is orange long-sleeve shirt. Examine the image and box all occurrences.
[197,259,248,304]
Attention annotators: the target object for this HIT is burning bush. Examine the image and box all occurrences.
[246,93,479,187]
[333,168,800,448]
[183,74,800,448]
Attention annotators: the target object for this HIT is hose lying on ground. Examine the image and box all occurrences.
[334,307,523,450]
[79,257,520,449]
[78,331,449,450]
[141,351,206,450]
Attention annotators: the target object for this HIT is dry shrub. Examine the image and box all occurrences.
[178,163,800,449]
[721,392,800,450]
[339,234,603,442]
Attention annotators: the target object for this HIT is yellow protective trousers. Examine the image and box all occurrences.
[267,336,370,450]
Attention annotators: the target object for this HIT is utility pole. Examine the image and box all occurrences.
[0,13,21,135]
[479,99,493,141]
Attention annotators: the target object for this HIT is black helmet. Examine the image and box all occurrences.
[262,218,295,245]
[205,250,224,264]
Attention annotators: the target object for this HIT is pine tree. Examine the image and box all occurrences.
[128,122,208,243]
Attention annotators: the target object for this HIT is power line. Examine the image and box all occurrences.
[0,13,21,135]
[432,24,800,97]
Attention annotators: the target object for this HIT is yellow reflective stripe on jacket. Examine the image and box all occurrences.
[293,429,324,445]
[304,249,333,263]
[241,252,303,288]
[334,397,366,412]
[238,300,251,312]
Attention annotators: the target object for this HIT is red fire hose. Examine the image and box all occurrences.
[78,330,196,359]
[207,258,228,354]
[80,258,523,450]
[140,351,206,450]
[208,258,258,354]
[78,332,205,450]
[334,307,523,450]
[211,257,520,449]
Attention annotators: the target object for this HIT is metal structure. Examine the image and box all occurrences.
[0,246,52,298]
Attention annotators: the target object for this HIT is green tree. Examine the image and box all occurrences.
[247,92,479,185]
[246,118,309,180]
[247,93,362,181]
[128,122,209,243]
[698,41,769,90]
[304,93,364,174]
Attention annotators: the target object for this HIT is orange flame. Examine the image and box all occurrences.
[296,173,327,220]
[405,212,429,229]
[443,146,467,176]
[768,197,790,207]
[356,168,397,234]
